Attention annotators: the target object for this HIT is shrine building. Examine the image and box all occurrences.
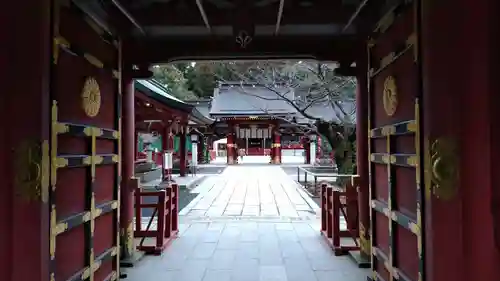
[208,82,353,164]
[134,79,213,177]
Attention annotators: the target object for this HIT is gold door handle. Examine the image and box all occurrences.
[427,138,459,200]
[431,156,443,183]
[14,139,48,202]
[32,162,41,183]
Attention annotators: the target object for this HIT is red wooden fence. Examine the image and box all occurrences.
[320,182,360,255]
[134,183,179,255]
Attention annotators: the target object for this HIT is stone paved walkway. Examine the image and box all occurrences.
[126,166,368,281]
[180,166,319,221]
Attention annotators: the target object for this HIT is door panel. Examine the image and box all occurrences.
[368,3,424,281]
[50,9,121,281]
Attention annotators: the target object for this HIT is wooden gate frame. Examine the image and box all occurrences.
[368,102,423,281]
[367,9,425,279]
[49,99,121,281]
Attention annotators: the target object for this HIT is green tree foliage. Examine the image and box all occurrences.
[152,61,244,100]
[151,64,198,100]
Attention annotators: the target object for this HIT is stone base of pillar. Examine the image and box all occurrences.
[347,250,371,269]
[347,220,371,268]
[273,156,281,164]
[120,248,145,268]
[120,223,145,267]
[163,168,175,182]
[228,158,235,165]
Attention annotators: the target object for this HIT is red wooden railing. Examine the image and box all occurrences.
[134,183,179,255]
[320,182,360,255]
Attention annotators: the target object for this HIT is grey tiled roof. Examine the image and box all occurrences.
[186,100,211,118]
[300,101,356,124]
[210,85,298,116]
[136,80,213,125]
[208,83,356,125]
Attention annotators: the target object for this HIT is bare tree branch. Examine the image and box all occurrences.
[213,61,356,125]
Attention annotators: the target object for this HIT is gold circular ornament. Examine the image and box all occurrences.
[81,77,101,117]
[382,76,398,116]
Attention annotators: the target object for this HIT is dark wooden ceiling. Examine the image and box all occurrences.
[74,0,393,64]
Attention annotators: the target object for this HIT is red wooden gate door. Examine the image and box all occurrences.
[368,3,424,281]
[49,8,121,281]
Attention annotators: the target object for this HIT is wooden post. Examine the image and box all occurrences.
[321,184,328,232]
[273,132,281,164]
[304,137,311,164]
[120,73,136,262]
[165,187,172,237]
[420,1,498,281]
[227,126,235,164]
[355,57,371,260]
[156,191,166,248]
[6,0,52,279]
[171,184,179,232]
[179,126,187,176]
[134,130,139,161]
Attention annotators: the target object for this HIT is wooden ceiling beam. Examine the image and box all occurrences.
[129,2,355,26]
[196,0,212,32]
[125,35,361,65]
[110,0,146,35]
[274,0,285,35]
[342,0,386,34]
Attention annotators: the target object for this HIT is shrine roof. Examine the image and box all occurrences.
[136,79,187,107]
[298,101,356,124]
[186,99,211,119]
[135,79,213,125]
[209,83,355,125]
[209,83,299,117]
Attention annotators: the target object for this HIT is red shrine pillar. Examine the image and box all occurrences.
[268,125,274,161]
[134,131,139,160]
[304,137,311,164]
[421,1,499,281]
[120,73,136,261]
[355,56,370,260]
[272,130,281,164]
[179,125,187,176]
[226,123,236,164]
[227,132,235,164]
[4,1,52,280]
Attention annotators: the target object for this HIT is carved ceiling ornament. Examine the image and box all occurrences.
[236,30,252,48]
[382,75,398,116]
[81,76,101,118]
